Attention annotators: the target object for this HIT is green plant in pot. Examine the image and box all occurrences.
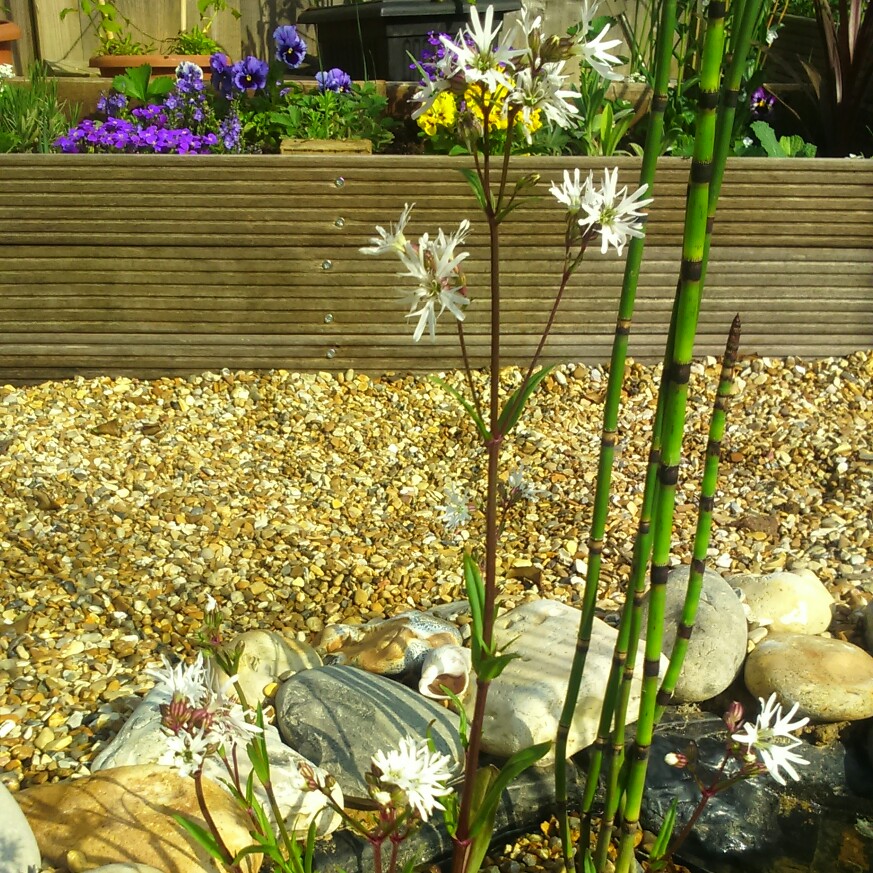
[60,0,240,77]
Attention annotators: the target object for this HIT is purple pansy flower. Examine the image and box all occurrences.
[316,67,352,93]
[274,24,307,70]
[210,52,234,98]
[750,86,775,119]
[231,55,270,92]
[176,61,204,82]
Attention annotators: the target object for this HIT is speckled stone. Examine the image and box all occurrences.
[316,611,462,675]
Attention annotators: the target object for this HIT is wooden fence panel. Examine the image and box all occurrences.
[0,154,871,383]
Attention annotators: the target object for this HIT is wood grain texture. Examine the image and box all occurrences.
[0,154,870,384]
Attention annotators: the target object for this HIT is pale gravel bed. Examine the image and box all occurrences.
[0,351,871,792]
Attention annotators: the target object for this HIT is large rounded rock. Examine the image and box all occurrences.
[15,764,260,873]
[211,629,321,705]
[479,599,667,762]
[275,665,464,798]
[728,570,833,634]
[641,566,747,703]
[745,633,873,721]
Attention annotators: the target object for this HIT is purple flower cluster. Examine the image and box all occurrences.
[412,30,477,80]
[54,117,221,153]
[274,25,307,70]
[54,63,242,154]
[316,68,352,93]
[210,52,270,97]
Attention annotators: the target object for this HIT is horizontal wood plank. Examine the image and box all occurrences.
[0,154,870,383]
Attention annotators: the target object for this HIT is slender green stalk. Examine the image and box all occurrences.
[588,290,678,868]
[555,0,679,865]
[655,314,741,719]
[701,0,765,287]
[613,2,727,870]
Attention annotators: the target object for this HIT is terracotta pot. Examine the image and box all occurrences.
[88,54,215,79]
[0,19,22,70]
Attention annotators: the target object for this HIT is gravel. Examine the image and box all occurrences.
[0,351,871,795]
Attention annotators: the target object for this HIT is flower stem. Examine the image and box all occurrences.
[193,767,240,872]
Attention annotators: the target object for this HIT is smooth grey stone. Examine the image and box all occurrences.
[275,664,464,797]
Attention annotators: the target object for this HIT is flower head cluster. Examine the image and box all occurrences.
[411,2,622,145]
[369,736,454,821]
[145,652,260,778]
[360,203,471,342]
[0,63,15,80]
[550,167,652,256]
[316,67,352,93]
[274,24,307,70]
[731,692,810,786]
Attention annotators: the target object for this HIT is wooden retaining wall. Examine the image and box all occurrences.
[0,154,871,383]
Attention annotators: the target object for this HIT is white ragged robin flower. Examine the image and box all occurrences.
[574,0,624,81]
[440,485,472,530]
[509,63,581,137]
[439,3,518,95]
[577,168,653,256]
[0,63,15,80]
[732,692,810,786]
[370,736,455,822]
[146,652,261,778]
[549,167,595,216]
[360,201,415,256]
[362,204,472,342]
[507,465,538,500]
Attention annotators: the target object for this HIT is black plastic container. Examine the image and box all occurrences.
[298,0,522,82]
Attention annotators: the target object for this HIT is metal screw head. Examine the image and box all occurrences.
[326,347,337,359]
[334,217,345,228]
[324,313,334,324]
[334,177,345,188]
[322,259,332,270]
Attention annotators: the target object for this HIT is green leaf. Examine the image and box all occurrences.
[750,120,786,158]
[650,796,678,861]
[497,366,553,436]
[112,64,151,101]
[441,686,469,748]
[469,742,551,840]
[429,375,489,441]
[171,814,229,865]
[458,167,490,211]
[475,649,520,682]
[463,553,486,662]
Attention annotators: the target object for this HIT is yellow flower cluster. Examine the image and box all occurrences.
[417,83,544,139]
[417,91,457,136]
